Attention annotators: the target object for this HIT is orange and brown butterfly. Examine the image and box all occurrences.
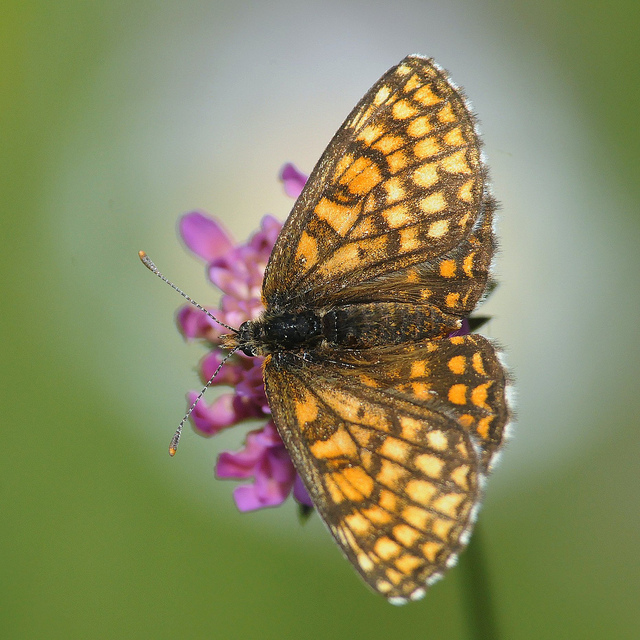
[141,54,511,604]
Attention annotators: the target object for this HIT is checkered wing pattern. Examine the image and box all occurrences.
[264,334,508,602]
[263,55,490,314]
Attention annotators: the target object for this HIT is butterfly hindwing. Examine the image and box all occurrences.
[327,196,496,319]
[263,335,507,601]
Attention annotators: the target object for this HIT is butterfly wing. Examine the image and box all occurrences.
[326,197,496,318]
[263,54,491,313]
[263,335,509,602]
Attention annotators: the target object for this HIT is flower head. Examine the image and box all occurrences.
[177,165,312,511]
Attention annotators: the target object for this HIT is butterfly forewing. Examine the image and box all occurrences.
[263,55,487,310]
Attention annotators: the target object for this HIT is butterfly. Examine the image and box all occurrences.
[145,54,511,605]
[219,55,511,604]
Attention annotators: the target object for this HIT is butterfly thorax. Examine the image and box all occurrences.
[231,302,461,357]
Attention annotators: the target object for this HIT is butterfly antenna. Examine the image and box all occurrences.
[138,250,236,332]
[168,347,239,456]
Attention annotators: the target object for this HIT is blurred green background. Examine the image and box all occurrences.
[2,1,639,638]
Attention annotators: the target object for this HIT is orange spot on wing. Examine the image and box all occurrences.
[407,115,433,137]
[450,465,471,490]
[383,204,412,228]
[295,393,319,425]
[472,351,487,375]
[439,259,456,278]
[377,458,410,487]
[433,492,465,518]
[421,541,443,563]
[463,252,475,276]
[309,426,357,459]
[392,99,418,119]
[393,524,421,548]
[458,414,475,428]
[477,415,494,439]
[398,226,421,252]
[384,176,405,202]
[410,360,428,378]
[357,124,384,145]
[445,292,460,307]
[415,453,445,479]
[380,437,412,464]
[379,489,398,512]
[375,537,402,560]
[386,149,409,173]
[374,85,391,105]
[362,504,392,525]
[426,430,448,451]
[420,193,447,215]
[399,416,423,442]
[443,127,466,147]
[333,153,354,180]
[395,553,423,575]
[411,381,432,399]
[403,74,422,93]
[373,134,404,154]
[344,511,372,536]
[406,479,437,505]
[315,197,359,236]
[333,467,374,501]
[414,137,441,158]
[432,518,455,541]
[448,384,467,405]
[428,219,449,237]
[441,149,471,174]
[437,103,456,123]
[458,179,475,203]
[295,231,318,269]
[471,382,491,410]
[413,163,439,188]
[402,506,431,531]
[413,85,443,106]
[347,162,383,195]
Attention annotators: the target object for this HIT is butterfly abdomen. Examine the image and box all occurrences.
[322,302,460,349]
[238,302,461,356]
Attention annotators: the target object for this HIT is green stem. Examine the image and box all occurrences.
[458,522,500,640]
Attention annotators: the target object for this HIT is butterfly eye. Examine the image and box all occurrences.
[238,321,258,356]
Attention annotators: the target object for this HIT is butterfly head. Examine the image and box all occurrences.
[220,320,264,357]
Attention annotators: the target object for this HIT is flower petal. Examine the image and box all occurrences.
[177,305,225,342]
[293,475,314,507]
[180,211,234,261]
[232,481,289,512]
[280,163,308,199]
[209,265,251,299]
[199,351,242,387]
[188,392,238,435]
[249,215,283,256]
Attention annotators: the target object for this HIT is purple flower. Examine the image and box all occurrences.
[216,422,298,511]
[177,164,312,512]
